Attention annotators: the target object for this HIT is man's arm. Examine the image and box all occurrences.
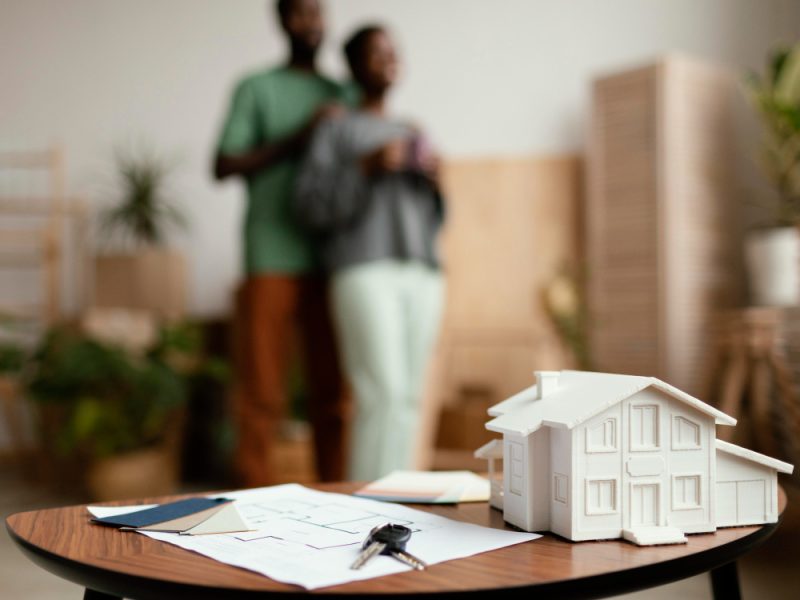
[213,103,344,180]
[213,130,306,180]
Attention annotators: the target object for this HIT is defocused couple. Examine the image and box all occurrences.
[213,0,444,485]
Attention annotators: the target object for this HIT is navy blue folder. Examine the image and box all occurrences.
[92,497,233,528]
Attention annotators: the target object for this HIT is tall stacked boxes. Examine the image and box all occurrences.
[587,56,740,396]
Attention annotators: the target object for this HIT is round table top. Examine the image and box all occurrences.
[5,482,787,599]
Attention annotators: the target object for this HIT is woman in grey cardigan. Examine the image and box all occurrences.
[294,25,444,480]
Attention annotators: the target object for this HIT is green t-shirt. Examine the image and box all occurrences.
[217,66,347,274]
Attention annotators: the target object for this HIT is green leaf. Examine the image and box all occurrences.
[0,343,26,373]
[775,45,800,105]
[23,319,228,459]
[770,47,791,87]
[101,145,185,249]
[776,104,800,131]
[72,397,102,440]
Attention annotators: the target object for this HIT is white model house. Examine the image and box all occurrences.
[474,439,504,510]
[476,370,793,546]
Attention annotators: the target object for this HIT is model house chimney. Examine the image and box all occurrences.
[535,371,560,399]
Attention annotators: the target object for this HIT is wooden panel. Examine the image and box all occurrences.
[588,57,740,395]
[588,66,661,377]
[0,147,65,326]
[439,156,582,332]
[415,156,582,467]
[662,58,741,394]
[0,147,89,455]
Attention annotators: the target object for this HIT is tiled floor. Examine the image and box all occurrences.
[2,467,799,599]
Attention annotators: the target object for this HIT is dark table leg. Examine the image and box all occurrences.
[84,589,121,600]
[710,561,741,600]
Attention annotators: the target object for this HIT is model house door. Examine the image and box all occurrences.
[631,483,660,526]
[716,480,766,526]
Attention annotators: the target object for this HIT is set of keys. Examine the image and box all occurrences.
[350,523,427,571]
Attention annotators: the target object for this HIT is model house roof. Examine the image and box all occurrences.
[474,439,503,460]
[716,439,794,474]
[486,370,736,436]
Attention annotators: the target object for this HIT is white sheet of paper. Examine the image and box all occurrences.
[87,484,540,590]
[356,470,491,502]
[88,504,157,518]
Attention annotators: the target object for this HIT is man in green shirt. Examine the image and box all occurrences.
[213,0,349,486]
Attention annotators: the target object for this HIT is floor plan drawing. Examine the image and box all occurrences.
[235,497,428,547]
[88,484,539,590]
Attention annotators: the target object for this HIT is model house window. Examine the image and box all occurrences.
[554,473,569,505]
[587,418,617,452]
[672,474,701,510]
[585,478,617,515]
[630,404,660,450]
[509,441,524,496]
[672,416,701,450]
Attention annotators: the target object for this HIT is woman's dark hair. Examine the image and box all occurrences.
[343,25,384,77]
[275,0,294,21]
[275,0,289,20]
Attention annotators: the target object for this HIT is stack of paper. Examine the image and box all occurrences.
[90,497,251,536]
[354,470,491,504]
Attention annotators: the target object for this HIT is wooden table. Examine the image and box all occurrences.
[5,483,786,599]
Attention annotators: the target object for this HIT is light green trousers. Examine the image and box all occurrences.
[331,260,444,481]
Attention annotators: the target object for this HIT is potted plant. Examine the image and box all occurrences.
[744,44,800,306]
[94,146,188,320]
[0,342,25,375]
[1,317,37,467]
[543,269,590,369]
[24,316,220,500]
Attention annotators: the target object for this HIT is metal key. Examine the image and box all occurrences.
[350,523,427,571]
[350,525,387,570]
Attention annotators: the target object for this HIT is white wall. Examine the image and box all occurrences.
[2,0,799,317]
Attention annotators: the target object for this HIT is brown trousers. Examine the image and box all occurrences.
[233,274,349,486]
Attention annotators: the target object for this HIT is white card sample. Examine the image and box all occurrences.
[355,470,491,503]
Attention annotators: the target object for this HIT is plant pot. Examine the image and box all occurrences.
[745,227,800,306]
[32,403,86,491]
[86,445,179,502]
[93,248,187,320]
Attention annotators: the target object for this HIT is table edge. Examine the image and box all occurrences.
[4,509,783,599]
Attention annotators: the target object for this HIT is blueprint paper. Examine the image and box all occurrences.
[88,484,539,590]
